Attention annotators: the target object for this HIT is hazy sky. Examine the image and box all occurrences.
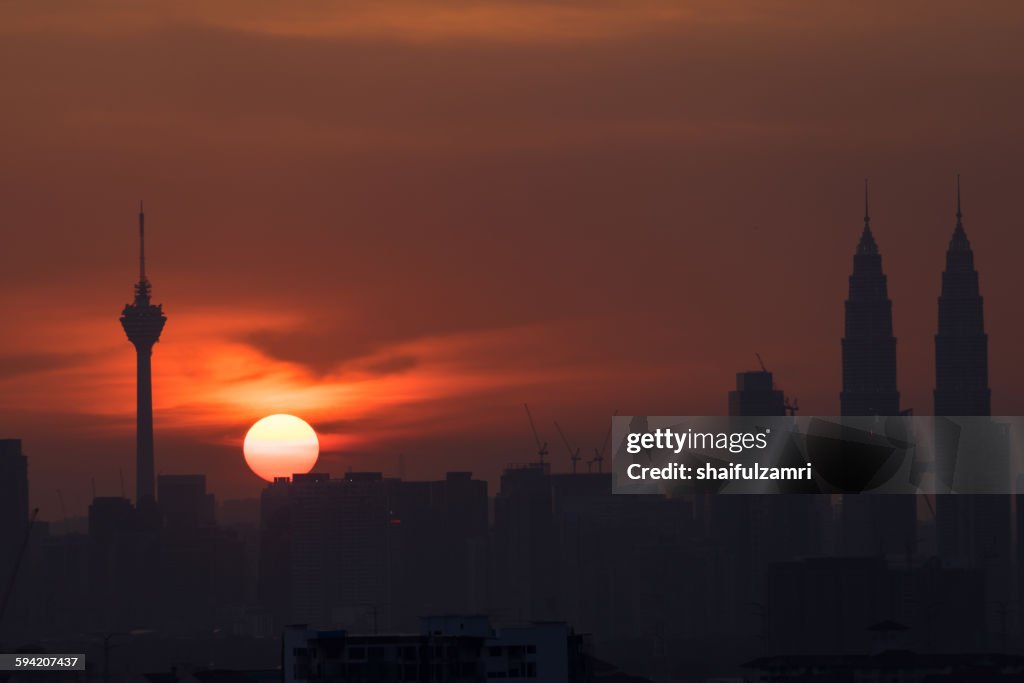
[3,0,1024,518]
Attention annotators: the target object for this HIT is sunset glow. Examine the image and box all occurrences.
[4,0,1024,519]
[243,414,319,482]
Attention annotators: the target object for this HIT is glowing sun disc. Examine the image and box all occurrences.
[243,414,319,482]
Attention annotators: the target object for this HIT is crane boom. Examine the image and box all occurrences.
[523,403,548,464]
[554,421,582,474]
[755,353,768,372]
[592,409,618,473]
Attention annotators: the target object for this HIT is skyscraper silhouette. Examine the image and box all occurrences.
[840,183,900,416]
[0,439,28,586]
[934,176,990,416]
[933,179,1008,642]
[839,185,912,560]
[728,370,785,416]
[120,203,166,504]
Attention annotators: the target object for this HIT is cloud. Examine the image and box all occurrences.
[0,291,626,454]
[0,0,757,43]
[0,352,85,381]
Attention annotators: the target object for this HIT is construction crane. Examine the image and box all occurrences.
[523,403,548,465]
[755,352,768,373]
[784,397,799,416]
[0,507,39,631]
[590,409,618,473]
[554,421,582,474]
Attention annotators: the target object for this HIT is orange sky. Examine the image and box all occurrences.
[3,0,1024,518]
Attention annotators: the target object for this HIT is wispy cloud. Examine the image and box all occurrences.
[0,296,613,452]
[1,0,759,43]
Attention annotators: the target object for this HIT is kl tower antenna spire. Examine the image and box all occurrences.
[139,200,146,282]
[120,202,167,507]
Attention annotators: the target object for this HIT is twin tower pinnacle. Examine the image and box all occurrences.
[120,202,166,504]
[840,178,990,417]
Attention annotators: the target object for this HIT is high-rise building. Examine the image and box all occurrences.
[840,184,900,416]
[932,180,1009,644]
[87,496,149,629]
[838,185,913,560]
[120,203,166,505]
[492,463,557,622]
[388,472,489,626]
[258,477,293,626]
[725,369,827,611]
[728,370,785,416]
[934,176,991,416]
[157,474,216,530]
[156,474,245,631]
[0,439,29,584]
[258,472,393,629]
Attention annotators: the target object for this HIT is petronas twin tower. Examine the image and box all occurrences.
[934,186,991,416]
[839,186,901,416]
[841,178,990,417]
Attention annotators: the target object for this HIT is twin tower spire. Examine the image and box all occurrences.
[841,177,990,417]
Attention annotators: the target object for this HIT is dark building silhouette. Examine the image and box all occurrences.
[0,439,29,551]
[840,185,900,416]
[258,472,395,630]
[158,474,216,530]
[156,474,246,631]
[87,496,155,630]
[283,617,592,683]
[490,464,704,679]
[764,556,987,655]
[839,493,916,561]
[22,528,90,636]
[724,369,829,632]
[728,370,785,416]
[934,177,991,416]
[838,187,913,560]
[388,471,489,625]
[931,181,1010,643]
[120,203,167,505]
[1017,474,1024,645]
[258,477,293,628]
[492,462,557,622]
[0,439,29,597]
[745,652,1024,681]
[259,471,491,634]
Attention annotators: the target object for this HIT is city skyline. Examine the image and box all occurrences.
[4,182,1013,520]
[3,0,1024,517]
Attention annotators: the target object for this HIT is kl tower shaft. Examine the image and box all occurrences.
[120,202,166,504]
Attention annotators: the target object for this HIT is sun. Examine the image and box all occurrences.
[243,414,320,482]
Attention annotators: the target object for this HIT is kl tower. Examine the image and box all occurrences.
[120,202,166,505]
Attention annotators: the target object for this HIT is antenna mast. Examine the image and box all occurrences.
[139,200,146,282]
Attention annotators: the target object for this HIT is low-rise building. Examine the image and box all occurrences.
[283,615,590,683]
